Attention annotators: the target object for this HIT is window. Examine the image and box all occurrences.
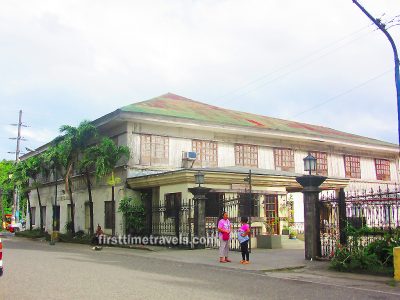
[85,202,91,230]
[274,148,294,172]
[67,204,72,222]
[31,207,36,225]
[53,205,60,231]
[140,134,169,165]
[235,144,258,167]
[104,201,114,229]
[41,206,46,227]
[165,193,181,218]
[344,155,361,178]
[375,159,391,181]
[192,140,218,167]
[310,151,328,176]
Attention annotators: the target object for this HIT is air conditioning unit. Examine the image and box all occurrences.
[183,151,197,160]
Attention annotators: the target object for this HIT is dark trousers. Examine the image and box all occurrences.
[240,240,249,261]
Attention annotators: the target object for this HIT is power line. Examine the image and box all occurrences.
[222,29,375,102]
[216,23,373,103]
[289,68,392,119]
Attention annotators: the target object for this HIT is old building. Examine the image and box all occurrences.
[27,93,399,246]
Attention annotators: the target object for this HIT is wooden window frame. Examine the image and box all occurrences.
[310,151,328,176]
[192,140,218,167]
[140,134,169,166]
[375,159,391,181]
[274,148,294,172]
[344,155,361,179]
[235,144,258,167]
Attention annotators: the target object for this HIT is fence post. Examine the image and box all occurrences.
[296,175,327,260]
[338,188,347,246]
[188,187,211,249]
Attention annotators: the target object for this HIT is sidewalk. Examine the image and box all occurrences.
[108,237,400,294]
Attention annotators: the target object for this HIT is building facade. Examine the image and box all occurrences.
[27,93,399,242]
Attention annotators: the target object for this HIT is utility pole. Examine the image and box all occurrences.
[353,1,400,147]
[9,110,27,224]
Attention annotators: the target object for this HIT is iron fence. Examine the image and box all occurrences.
[319,185,400,258]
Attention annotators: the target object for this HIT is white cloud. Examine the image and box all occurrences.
[0,0,399,160]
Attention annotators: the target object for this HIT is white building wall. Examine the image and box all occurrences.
[130,134,141,165]
[390,161,399,182]
[328,154,345,177]
[294,150,308,174]
[218,142,235,167]
[258,147,274,169]
[360,157,376,180]
[169,137,192,168]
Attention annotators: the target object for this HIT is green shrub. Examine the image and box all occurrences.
[330,226,400,276]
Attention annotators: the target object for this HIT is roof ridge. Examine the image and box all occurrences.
[119,93,396,148]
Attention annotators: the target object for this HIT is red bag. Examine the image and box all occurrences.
[222,232,230,241]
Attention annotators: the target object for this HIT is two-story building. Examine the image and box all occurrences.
[28,93,399,242]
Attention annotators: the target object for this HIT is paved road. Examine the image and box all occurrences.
[0,237,399,300]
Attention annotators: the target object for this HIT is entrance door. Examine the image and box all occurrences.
[264,195,279,234]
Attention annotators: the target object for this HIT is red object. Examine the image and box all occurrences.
[222,232,230,241]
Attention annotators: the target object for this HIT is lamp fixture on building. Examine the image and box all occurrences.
[303,153,317,175]
[194,171,205,187]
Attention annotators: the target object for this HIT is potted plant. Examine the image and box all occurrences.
[257,219,282,249]
[289,227,297,239]
[282,225,290,235]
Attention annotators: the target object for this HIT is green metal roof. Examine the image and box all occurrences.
[121,93,396,148]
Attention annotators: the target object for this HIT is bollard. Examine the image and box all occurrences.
[0,238,3,276]
[394,247,400,281]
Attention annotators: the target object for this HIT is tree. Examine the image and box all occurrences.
[24,155,47,232]
[53,120,98,234]
[83,137,130,235]
[42,145,64,232]
[78,147,97,235]
[11,160,33,230]
[0,160,14,228]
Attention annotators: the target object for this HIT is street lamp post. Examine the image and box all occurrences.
[296,154,326,260]
[188,171,211,249]
[244,170,252,250]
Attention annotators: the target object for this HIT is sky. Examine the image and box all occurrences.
[0,0,399,161]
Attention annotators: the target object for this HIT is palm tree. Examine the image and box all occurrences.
[84,137,130,236]
[43,145,64,232]
[54,120,98,235]
[78,148,97,235]
[24,155,46,232]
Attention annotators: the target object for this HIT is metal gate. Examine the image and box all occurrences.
[151,196,193,247]
[205,194,261,251]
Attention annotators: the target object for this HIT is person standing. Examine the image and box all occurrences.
[238,216,250,264]
[218,212,231,263]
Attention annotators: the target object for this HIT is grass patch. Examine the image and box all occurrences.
[58,232,92,245]
[15,229,50,241]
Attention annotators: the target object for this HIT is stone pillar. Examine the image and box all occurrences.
[188,187,211,249]
[296,175,326,260]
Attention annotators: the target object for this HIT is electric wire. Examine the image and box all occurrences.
[290,68,392,119]
[216,23,373,103]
